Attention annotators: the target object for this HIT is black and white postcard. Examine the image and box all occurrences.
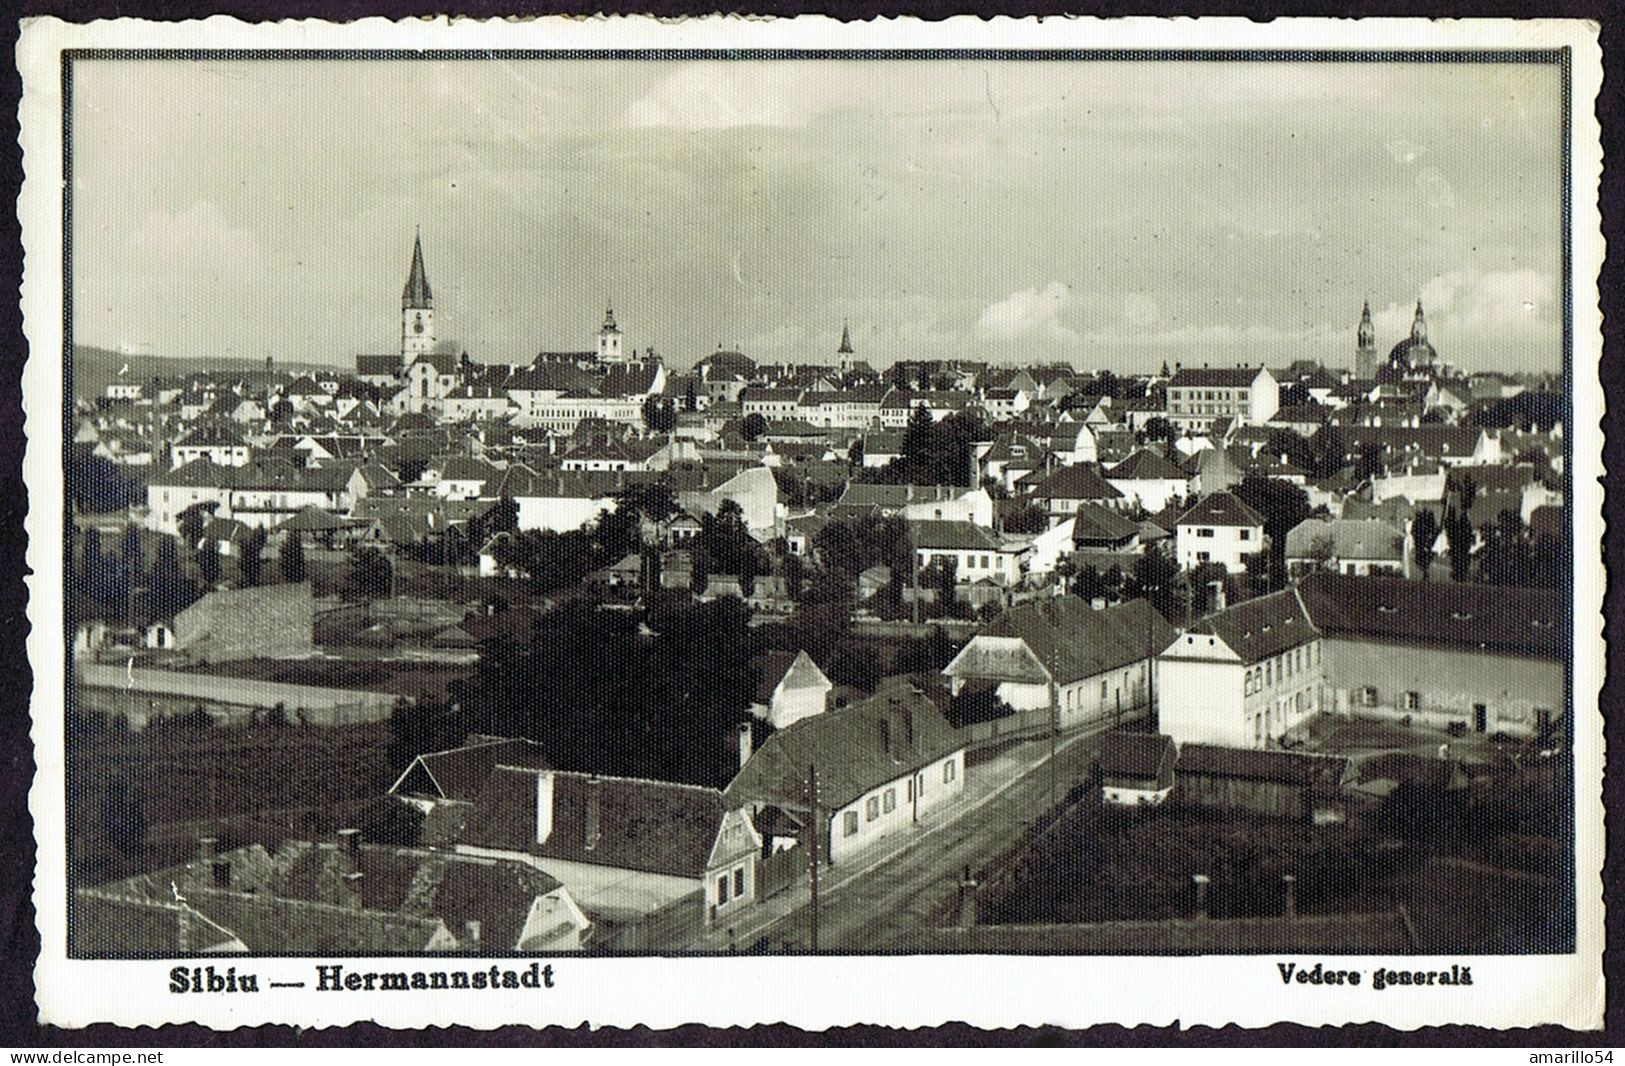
[16,14,1605,1030]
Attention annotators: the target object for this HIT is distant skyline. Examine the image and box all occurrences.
[71,57,1562,374]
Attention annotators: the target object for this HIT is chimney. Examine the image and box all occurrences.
[463,918,482,948]
[197,836,218,861]
[211,858,231,890]
[737,721,753,770]
[1191,873,1211,920]
[584,777,602,850]
[1208,579,1226,612]
[902,704,915,752]
[337,827,361,857]
[536,771,555,844]
[880,715,894,760]
[1282,874,1298,918]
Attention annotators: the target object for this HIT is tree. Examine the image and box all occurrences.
[148,537,199,619]
[1279,382,1311,407]
[1411,508,1439,579]
[1445,507,1474,582]
[1309,425,1347,479]
[740,412,767,442]
[683,380,698,413]
[932,558,960,619]
[197,542,221,588]
[1232,475,1312,588]
[916,363,931,390]
[176,502,215,554]
[279,532,307,583]
[348,545,393,599]
[1354,442,1386,482]
[1124,550,1179,621]
[491,494,520,535]
[1141,417,1176,446]
[239,525,268,587]
[641,395,677,434]
[847,437,865,470]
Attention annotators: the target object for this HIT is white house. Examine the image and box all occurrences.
[1165,365,1280,431]
[1175,491,1266,574]
[459,767,762,933]
[726,682,966,866]
[1156,587,1324,750]
[1106,448,1191,513]
[750,649,832,730]
[909,519,1028,586]
[943,597,1176,733]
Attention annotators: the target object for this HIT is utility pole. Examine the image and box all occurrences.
[1049,677,1059,807]
[806,763,820,951]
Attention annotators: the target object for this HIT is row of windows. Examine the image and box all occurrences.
[919,551,1006,570]
[1243,641,1321,695]
[1173,388,1251,401]
[1192,527,1253,541]
[841,761,957,837]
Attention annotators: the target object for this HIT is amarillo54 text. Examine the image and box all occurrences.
[1277,962,1473,990]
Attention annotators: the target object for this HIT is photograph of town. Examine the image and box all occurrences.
[64,53,1574,958]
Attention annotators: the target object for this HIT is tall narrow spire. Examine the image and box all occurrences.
[837,320,854,355]
[1411,299,1428,342]
[402,229,433,311]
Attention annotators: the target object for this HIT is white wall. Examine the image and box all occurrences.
[826,750,965,864]
[1176,522,1261,573]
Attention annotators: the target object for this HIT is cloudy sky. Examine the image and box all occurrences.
[71,56,1562,373]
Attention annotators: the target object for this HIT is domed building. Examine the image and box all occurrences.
[1387,300,1438,372]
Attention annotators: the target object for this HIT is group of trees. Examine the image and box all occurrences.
[861,407,989,487]
[1416,503,1565,589]
[76,524,203,625]
[393,596,763,789]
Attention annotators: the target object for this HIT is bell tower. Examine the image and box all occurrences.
[597,304,624,364]
[1355,300,1376,379]
[401,229,435,365]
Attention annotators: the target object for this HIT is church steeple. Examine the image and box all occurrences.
[1410,299,1429,343]
[837,320,854,356]
[597,302,624,364]
[402,229,433,310]
[400,229,435,363]
[1355,299,1377,379]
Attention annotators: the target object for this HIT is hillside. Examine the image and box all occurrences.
[71,345,330,401]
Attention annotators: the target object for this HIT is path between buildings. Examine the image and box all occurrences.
[690,720,1114,952]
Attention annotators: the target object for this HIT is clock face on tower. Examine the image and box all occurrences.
[413,314,425,335]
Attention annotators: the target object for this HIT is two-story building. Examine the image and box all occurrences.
[1175,491,1266,574]
[1157,587,1324,750]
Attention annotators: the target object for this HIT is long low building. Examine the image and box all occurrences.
[1157,573,1565,749]
[74,663,404,728]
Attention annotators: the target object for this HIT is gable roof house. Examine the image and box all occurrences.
[1157,587,1325,750]
[726,682,966,865]
[1174,491,1266,574]
[943,597,1177,734]
[81,835,590,954]
[749,649,833,730]
[1027,463,1126,522]
[1098,731,1178,807]
[458,768,762,939]
[1105,448,1191,513]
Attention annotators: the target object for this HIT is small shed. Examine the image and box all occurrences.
[1175,743,1350,823]
[1099,732,1177,807]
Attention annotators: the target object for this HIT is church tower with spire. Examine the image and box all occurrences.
[597,304,624,364]
[401,230,435,365]
[1355,300,1377,379]
[837,320,855,373]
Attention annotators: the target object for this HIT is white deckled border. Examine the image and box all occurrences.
[18,14,1605,1031]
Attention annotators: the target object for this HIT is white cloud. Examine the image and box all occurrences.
[1374,268,1556,354]
[1416,165,1457,210]
[977,282,1077,342]
[1385,138,1427,164]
